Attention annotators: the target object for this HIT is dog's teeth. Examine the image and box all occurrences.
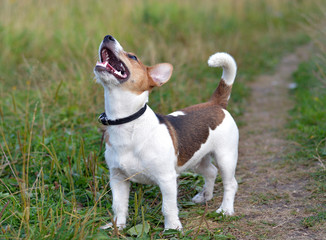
[114,69,124,77]
[103,50,109,60]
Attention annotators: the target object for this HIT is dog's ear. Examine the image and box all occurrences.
[148,63,173,87]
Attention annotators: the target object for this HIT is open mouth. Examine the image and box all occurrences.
[95,48,130,81]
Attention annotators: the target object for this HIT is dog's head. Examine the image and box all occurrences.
[94,35,173,94]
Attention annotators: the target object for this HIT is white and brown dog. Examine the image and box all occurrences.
[94,35,238,230]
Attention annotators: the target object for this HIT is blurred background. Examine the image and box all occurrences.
[1,0,319,113]
[0,0,325,239]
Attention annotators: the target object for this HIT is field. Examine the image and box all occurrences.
[0,0,325,239]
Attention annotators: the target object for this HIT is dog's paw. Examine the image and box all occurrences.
[192,191,213,204]
[100,222,126,230]
[216,207,234,216]
[164,219,183,231]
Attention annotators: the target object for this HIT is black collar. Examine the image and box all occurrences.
[98,104,147,126]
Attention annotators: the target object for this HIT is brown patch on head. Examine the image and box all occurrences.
[211,79,233,109]
[156,102,225,166]
[117,51,173,94]
[116,52,151,94]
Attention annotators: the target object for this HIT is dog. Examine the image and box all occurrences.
[94,35,238,230]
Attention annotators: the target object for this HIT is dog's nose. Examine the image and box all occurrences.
[103,35,115,42]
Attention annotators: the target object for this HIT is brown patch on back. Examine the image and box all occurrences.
[157,117,179,156]
[156,102,225,166]
[211,79,233,109]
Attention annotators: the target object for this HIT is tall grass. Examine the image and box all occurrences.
[289,1,326,169]
[0,0,323,238]
[288,4,326,228]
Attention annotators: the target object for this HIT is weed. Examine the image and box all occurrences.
[206,212,242,223]
[250,192,283,205]
[302,211,326,228]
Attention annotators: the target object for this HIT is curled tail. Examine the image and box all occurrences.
[208,52,237,109]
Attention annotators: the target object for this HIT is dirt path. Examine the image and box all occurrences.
[226,44,326,240]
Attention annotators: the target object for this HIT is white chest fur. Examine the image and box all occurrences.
[105,108,177,185]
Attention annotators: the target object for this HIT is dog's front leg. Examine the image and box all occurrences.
[110,168,130,229]
[158,176,182,230]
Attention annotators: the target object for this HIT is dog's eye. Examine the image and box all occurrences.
[128,54,138,61]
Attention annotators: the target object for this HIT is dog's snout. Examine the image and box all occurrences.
[103,35,115,43]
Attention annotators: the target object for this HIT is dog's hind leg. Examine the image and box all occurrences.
[214,150,238,215]
[192,154,218,204]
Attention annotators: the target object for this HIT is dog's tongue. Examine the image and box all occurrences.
[96,61,106,68]
[96,61,114,71]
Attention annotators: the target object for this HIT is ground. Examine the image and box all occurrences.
[184,44,326,240]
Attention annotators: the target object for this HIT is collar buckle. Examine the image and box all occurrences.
[98,112,110,125]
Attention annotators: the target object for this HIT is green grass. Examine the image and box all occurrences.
[288,60,326,228]
[0,0,324,239]
[302,211,326,228]
[287,5,326,229]
[289,62,326,164]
